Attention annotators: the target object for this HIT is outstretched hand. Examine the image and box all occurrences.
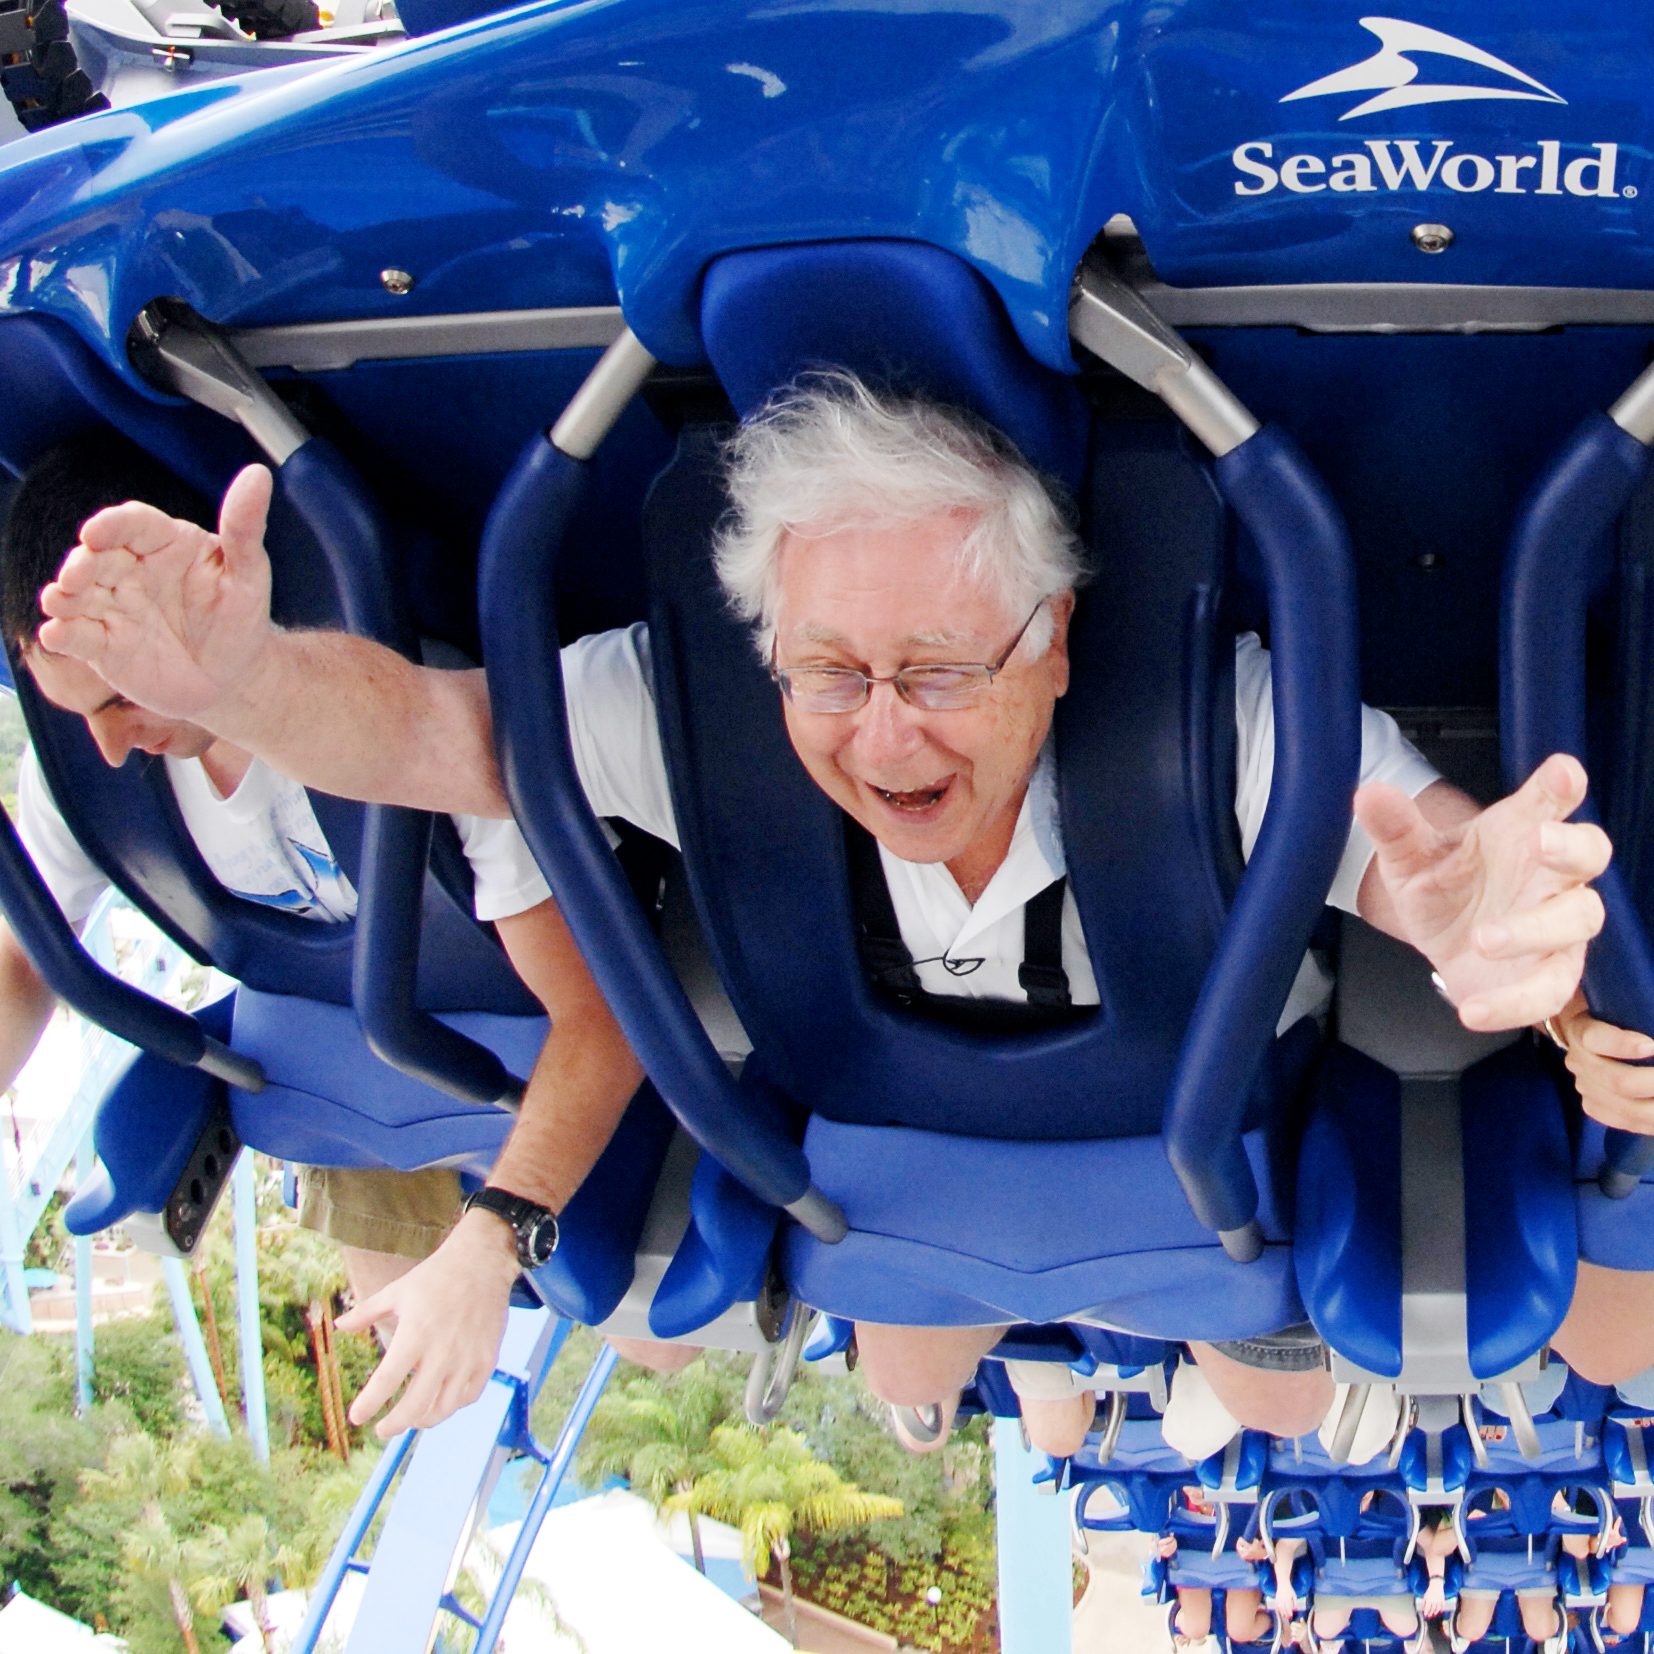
[336,1212,519,1440]
[1354,754,1610,1032]
[37,464,276,721]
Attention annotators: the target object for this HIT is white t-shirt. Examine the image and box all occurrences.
[16,745,550,929]
[561,623,1441,1026]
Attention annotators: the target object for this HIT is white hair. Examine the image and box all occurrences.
[712,371,1087,660]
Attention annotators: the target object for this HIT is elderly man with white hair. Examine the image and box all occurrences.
[36,374,1611,1455]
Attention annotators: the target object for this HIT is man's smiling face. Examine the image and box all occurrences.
[772,509,1071,898]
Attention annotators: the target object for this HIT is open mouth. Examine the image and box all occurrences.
[871,779,952,813]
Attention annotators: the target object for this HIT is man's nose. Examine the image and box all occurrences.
[848,679,927,762]
[88,712,133,767]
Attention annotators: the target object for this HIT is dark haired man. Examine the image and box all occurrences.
[2,435,653,1437]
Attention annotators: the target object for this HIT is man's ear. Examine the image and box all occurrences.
[1046,591,1075,699]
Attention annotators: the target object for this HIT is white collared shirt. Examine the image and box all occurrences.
[563,624,1440,1025]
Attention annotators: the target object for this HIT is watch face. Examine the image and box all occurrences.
[521,1212,559,1269]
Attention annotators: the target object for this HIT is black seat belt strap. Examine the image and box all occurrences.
[845,824,925,1000]
[1018,876,1073,1008]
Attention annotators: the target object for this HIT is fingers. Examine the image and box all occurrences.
[1475,886,1605,960]
[77,498,196,557]
[1568,1043,1654,1133]
[1459,949,1586,1032]
[334,1283,394,1337]
[1537,818,1613,883]
[346,1329,416,1429]
[1352,783,1442,884]
[1509,752,1589,826]
[35,613,109,661]
[370,1348,496,1440]
[45,541,143,602]
[1577,1017,1654,1062]
[218,465,274,578]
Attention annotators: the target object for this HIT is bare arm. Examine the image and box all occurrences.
[214,632,507,818]
[0,924,61,1089]
[336,894,644,1436]
[37,464,510,817]
[1351,759,1610,1031]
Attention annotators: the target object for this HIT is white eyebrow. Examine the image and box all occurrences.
[791,621,981,651]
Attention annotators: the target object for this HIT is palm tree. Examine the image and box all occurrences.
[668,1423,904,1647]
[188,1513,281,1651]
[258,1226,351,1460]
[578,1365,731,1573]
[128,1508,206,1654]
[83,1433,208,1654]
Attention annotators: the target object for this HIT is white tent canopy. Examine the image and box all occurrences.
[488,1488,789,1653]
[0,1588,127,1652]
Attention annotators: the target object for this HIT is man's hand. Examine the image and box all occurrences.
[37,464,276,721]
[336,1209,520,1440]
[1155,1534,1179,1560]
[1547,992,1654,1133]
[1235,1537,1269,1564]
[1354,755,1610,1032]
[1419,1578,1448,1619]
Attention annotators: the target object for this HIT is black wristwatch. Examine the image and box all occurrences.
[462,1186,560,1270]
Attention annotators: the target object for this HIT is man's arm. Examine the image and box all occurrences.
[0,924,62,1089]
[335,894,643,1438]
[37,465,510,818]
[1351,758,1610,1032]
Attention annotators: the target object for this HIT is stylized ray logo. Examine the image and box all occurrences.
[1281,16,1566,121]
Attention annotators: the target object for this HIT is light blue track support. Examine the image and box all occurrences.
[231,1151,269,1463]
[471,1340,619,1653]
[74,1137,92,1414]
[294,1306,571,1654]
[161,1254,230,1439]
[995,1422,1075,1654]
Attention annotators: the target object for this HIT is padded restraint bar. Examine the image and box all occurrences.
[477,329,847,1243]
[1501,359,1654,1198]
[1070,257,1362,1257]
[136,304,529,1111]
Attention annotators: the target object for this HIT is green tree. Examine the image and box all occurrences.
[669,1423,904,1648]
[187,1512,281,1651]
[88,1310,187,1436]
[256,1223,351,1459]
[81,1433,209,1654]
[577,1363,734,1573]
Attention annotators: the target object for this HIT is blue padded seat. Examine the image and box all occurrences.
[644,311,1318,1335]
[1294,1042,1576,1380]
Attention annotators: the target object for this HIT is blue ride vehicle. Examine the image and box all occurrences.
[1,0,1654,1645]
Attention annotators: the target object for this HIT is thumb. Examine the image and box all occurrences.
[217,465,274,581]
[1353,782,1442,883]
[336,1282,396,1333]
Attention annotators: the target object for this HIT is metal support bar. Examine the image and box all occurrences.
[161,1255,230,1438]
[1068,259,1259,458]
[471,1342,619,1654]
[232,1151,269,1463]
[1610,359,1654,447]
[131,305,310,464]
[548,328,657,460]
[231,306,627,372]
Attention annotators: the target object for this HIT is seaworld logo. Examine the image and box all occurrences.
[1278,17,1564,123]
[1233,139,1623,198]
[1232,20,1634,200]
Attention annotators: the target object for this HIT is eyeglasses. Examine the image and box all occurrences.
[771,602,1046,714]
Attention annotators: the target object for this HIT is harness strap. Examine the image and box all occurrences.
[1018,875,1072,1008]
[846,823,1073,1008]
